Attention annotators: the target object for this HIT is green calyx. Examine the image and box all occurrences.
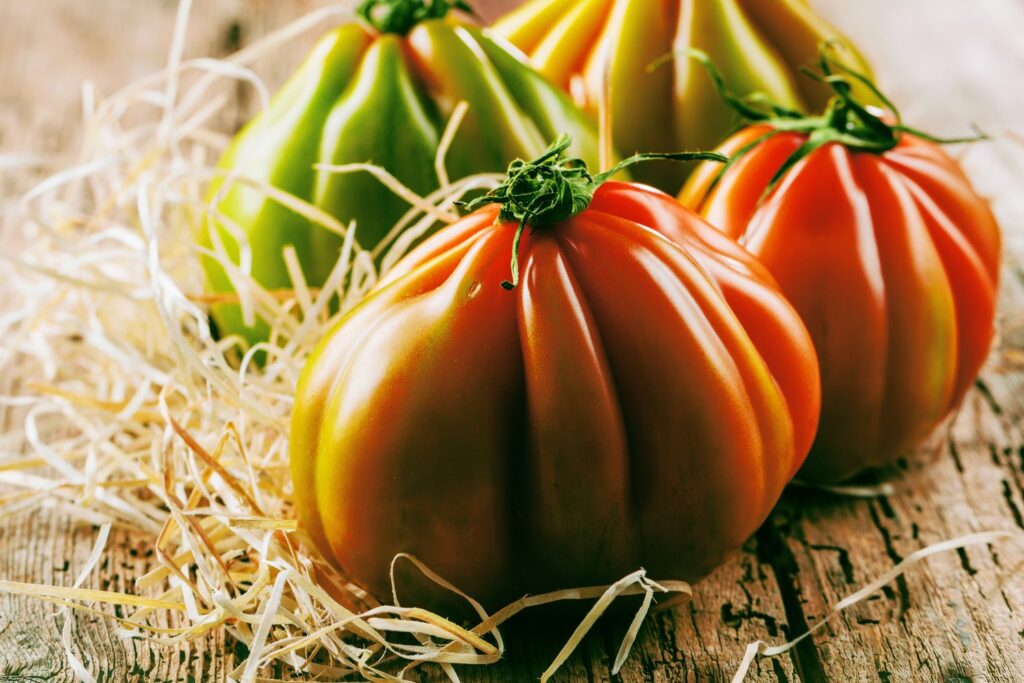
[356,0,473,35]
[461,135,727,290]
[691,42,988,197]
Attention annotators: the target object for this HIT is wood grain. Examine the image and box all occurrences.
[1,1,1023,681]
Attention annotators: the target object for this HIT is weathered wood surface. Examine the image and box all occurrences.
[1,1,1024,681]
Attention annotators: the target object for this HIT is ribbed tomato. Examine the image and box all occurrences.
[491,0,876,193]
[290,139,820,607]
[681,62,1001,482]
[201,0,602,347]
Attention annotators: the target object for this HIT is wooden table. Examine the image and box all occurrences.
[2,1,1023,681]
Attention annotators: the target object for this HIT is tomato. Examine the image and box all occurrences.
[491,0,875,194]
[201,0,602,348]
[680,60,1001,482]
[290,138,820,607]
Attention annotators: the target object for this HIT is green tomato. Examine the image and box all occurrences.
[201,6,602,349]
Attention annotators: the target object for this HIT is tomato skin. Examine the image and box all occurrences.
[201,20,601,348]
[491,0,875,194]
[682,134,1001,482]
[291,182,820,606]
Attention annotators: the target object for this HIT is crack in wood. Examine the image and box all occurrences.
[755,519,829,682]
[866,501,912,617]
[807,543,856,585]
[974,378,1004,415]
[956,547,979,577]
[949,437,965,473]
[720,602,781,638]
[1001,479,1024,529]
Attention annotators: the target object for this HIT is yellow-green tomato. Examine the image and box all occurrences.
[492,0,876,194]
[201,1,602,348]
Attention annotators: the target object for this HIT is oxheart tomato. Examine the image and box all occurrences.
[681,66,1002,482]
[491,0,876,194]
[201,0,601,348]
[290,139,820,608]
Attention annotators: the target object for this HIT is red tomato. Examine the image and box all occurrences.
[291,157,821,606]
[682,125,1001,482]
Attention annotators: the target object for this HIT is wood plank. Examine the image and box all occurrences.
[755,1,1024,679]
[0,2,268,680]
[1,1,1022,681]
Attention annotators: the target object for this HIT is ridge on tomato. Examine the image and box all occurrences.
[680,50,1001,482]
[491,0,876,194]
[290,136,821,608]
[200,0,603,348]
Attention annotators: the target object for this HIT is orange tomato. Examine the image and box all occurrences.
[682,126,1001,481]
[291,163,820,606]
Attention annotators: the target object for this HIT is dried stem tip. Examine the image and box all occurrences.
[690,42,989,197]
[461,135,727,289]
[357,0,473,35]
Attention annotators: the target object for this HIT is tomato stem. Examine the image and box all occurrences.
[688,43,989,199]
[356,0,473,35]
[460,135,727,290]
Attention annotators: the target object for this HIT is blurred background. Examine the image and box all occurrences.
[2,1,1022,153]
[3,0,1021,254]
[0,0,1019,229]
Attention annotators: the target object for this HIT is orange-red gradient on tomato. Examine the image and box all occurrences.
[683,127,1001,482]
[291,180,820,607]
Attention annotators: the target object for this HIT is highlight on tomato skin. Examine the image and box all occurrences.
[199,0,602,349]
[289,136,822,610]
[679,58,1002,483]
[490,0,877,194]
